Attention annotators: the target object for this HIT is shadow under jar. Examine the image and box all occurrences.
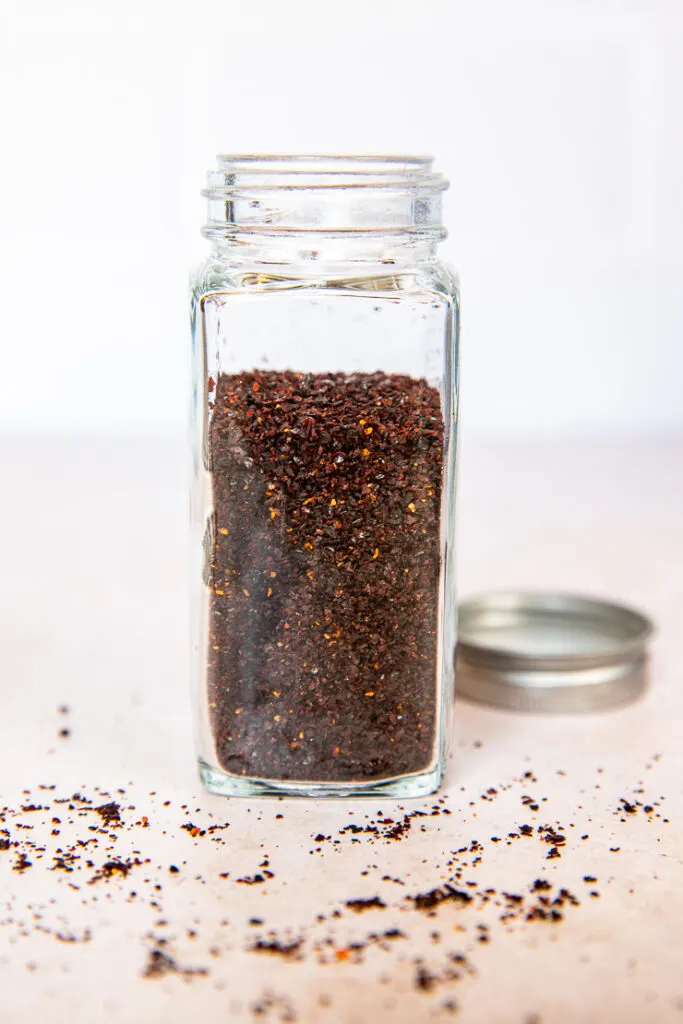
[191,155,460,797]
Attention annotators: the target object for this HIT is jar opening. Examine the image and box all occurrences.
[202,154,448,239]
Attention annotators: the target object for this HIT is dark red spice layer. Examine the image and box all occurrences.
[207,370,444,782]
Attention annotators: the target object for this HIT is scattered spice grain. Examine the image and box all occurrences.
[345,896,387,913]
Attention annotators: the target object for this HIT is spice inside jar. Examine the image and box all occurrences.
[207,370,444,783]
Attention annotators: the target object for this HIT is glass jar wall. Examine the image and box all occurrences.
[191,156,459,797]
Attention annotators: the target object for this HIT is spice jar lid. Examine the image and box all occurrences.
[456,592,654,712]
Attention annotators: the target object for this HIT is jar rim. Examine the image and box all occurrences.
[216,153,435,167]
[207,154,448,192]
[202,154,448,238]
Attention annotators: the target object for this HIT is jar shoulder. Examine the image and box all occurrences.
[191,254,459,307]
[417,259,460,305]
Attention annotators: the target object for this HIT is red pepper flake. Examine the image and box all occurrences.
[143,948,208,980]
[12,852,32,872]
[250,938,303,959]
[181,823,205,838]
[88,858,140,883]
[94,802,122,825]
[345,896,386,912]
[411,885,473,911]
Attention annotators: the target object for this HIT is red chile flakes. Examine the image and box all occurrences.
[345,897,387,913]
[12,852,32,872]
[181,823,205,838]
[411,885,473,911]
[250,937,303,959]
[94,802,122,825]
[88,858,141,884]
[415,964,439,991]
[143,948,208,980]
[1,777,625,997]
[207,370,444,783]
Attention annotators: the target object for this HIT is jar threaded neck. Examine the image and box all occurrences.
[202,155,448,240]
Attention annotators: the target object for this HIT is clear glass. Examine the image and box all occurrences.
[191,156,459,797]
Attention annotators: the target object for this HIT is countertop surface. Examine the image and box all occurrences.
[1,437,681,1024]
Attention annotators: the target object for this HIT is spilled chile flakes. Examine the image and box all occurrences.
[207,370,444,782]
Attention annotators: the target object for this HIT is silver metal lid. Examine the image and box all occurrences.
[456,592,654,712]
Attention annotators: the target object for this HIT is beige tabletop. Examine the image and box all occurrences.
[1,437,681,1024]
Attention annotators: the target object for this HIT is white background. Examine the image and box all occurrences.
[1,0,682,438]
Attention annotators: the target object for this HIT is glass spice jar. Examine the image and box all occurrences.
[191,155,459,797]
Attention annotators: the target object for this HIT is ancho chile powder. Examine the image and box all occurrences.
[207,369,444,782]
